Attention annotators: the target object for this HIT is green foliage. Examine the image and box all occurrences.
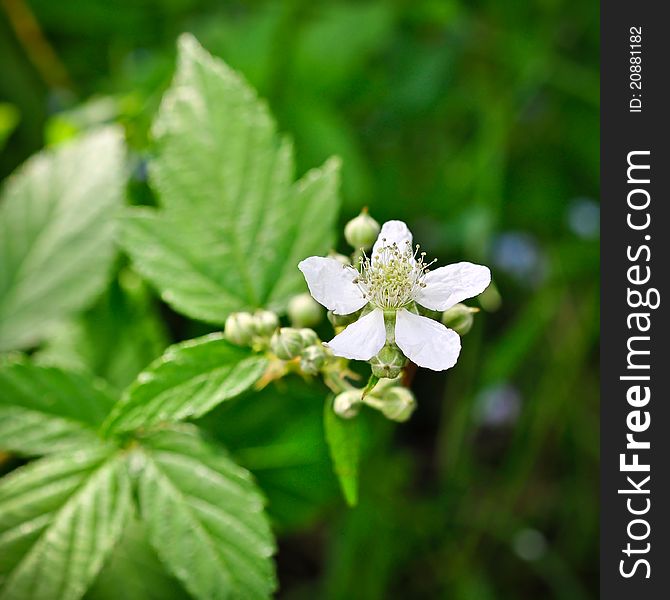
[324,396,362,507]
[86,519,190,600]
[0,364,278,600]
[0,446,132,600]
[134,427,276,600]
[104,333,267,434]
[121,35,341,324]
[35,270,168,391]
[0,129,124,351]
[0,361,115,456]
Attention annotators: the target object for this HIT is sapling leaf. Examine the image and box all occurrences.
[35,270,168,391]
[0,446,132,600]
[104,333,268,434]
[324,395,362,506]
[86,517,190,600]
[121,34,341,324]
[0,127,125,351]
[133,426,276,600]
[0,361,116,456]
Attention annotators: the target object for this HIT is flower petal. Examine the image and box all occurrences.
[395,309,461,371]
[372,220,413,260]
[415,262,491,311]
[298,256,367,315]
[325,308,386,361]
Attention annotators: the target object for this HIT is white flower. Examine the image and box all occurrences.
[298,220,491,371]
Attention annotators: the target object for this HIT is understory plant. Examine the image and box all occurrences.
[0,35,489,600]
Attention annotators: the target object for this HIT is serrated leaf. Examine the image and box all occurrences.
[86,518,189,600]
[36,270,168,391]
[0,446,132,600]
[104,333,267,434]
[0,361,115,456]
[135,427,276,600]
[0,128,125,351]
[121,34,341,324]
[324,395,361,506]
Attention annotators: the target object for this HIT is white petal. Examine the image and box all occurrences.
[395,309,461,371]
[298,256,367,315]
[325,308,386,361]
[415,262,491,311]
[372,220,413,260]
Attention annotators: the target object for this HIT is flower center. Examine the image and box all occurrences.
[352,240,435,309]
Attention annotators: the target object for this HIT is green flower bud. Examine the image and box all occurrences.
[370,344,407,379]
[379,387,416,422]
[298,328,319,347]
[224,312,256,346]
[441,303,477,336]
[333,390,362,419]
[300,344,328,375]
[344,209,380,250]
[270,327,305,360]
[288,293,324,328]
[327,310,360,328]
[253,309,279,337]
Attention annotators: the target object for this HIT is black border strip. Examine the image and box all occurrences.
[601,2,669,598]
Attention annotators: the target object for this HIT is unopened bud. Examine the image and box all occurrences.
[224,312,256,346]
[270,327,305,360]
[288,293,324,328]
[379,387,416,422]
[298,328,319,347]
[253,310,279,337]
[333,390,362,419]
[344,209,380,250]
[370,344,407,379]
[300,344,328,375]
[441,303,477,336]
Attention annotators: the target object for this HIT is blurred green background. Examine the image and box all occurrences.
[0,0,599,598]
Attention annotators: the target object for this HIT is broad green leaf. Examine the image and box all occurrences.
[0,446,132,600]
[135,427,276,600]
[0,128,125,351]
[86,518,189,600]
[324,396,361,507]
[121,34,341,324]
[104,333,267,434]
[0,361,115,456]
[35,269,168,391]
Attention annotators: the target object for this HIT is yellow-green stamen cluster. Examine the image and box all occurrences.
[352,239,435,309]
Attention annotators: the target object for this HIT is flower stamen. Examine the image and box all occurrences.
[351,240,435,309]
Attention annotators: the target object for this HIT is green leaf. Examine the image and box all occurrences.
[324,395,361,507]
[134,427,276,600]
[0,361,115,456]
[121,34,341,324]
[35,269,168,391]
[0,446,132,600]
[86,518,190,600]
[104,333,267,434]
[0,127,125,351]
